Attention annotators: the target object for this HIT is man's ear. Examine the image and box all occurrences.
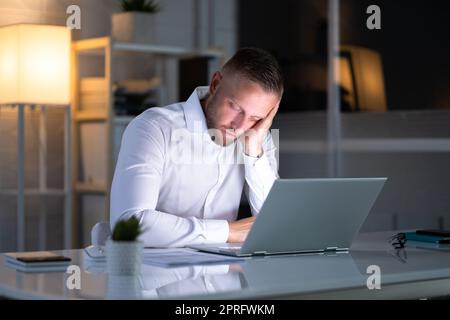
[209,71,223,95]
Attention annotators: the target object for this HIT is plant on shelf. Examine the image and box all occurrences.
[112,0,162,44]
[119,0,161,13]
[106,216,145,275]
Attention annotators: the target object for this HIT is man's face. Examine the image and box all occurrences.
[203,71,280,146]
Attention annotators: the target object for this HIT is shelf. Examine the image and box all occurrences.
[114,115,135,125]
[74,182,107,194]
[75,111,108,122]
[113,41,224,58]
[74,111,135,125]
[0,189,67,196]
[75,113,135,124]
[73,37,225,58]
[72,37,109,52]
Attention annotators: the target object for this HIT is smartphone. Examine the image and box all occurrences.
[7,251,71,263]
[16,256,71,263]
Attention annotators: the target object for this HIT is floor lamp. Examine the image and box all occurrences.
[0,24,72,251]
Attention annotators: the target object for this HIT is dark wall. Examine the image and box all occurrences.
[238,0,450,111]
[239,0,328,112]
[340,0,450,110]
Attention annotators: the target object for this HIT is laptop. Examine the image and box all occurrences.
[189,178,387,257]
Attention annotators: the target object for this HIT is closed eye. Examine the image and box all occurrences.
[229,100,242,113]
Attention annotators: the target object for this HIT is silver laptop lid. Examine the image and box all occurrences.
[240,178,386,255]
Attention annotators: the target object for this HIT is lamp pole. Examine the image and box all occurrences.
[17,103,25,251]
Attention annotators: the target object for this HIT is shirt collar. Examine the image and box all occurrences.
[184,86,209,132]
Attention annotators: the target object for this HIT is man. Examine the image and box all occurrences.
[110,47,283,247]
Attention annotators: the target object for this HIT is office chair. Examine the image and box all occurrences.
[91,222,112,246]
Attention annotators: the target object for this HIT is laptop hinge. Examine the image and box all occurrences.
[252,251,267,255]
[324,247,338,252]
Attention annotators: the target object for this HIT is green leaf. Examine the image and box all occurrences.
[119,0,161,13]
[111,216,144,241]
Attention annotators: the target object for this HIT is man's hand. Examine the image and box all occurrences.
[227,216,256,243]
[244,104,279,157]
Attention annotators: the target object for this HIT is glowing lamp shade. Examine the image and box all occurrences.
[338,45,387,112]
[0,24,71,105]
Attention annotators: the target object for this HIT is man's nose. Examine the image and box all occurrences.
[230,114,246,131]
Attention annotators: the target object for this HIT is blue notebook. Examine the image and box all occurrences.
[404,232,450,244]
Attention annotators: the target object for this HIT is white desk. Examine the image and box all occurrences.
[1,231,450,300]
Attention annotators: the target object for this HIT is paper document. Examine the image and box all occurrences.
[83,246,246,268]
[142,248,246,267]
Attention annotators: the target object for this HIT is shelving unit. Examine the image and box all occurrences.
[71,36,225,246]
[0,104,71,251]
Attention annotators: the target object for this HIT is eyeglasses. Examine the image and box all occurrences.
[389,232,407,249]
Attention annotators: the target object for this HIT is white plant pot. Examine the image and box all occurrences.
[112,12,157,44]
[106,275,142,300]
[106,240,144,275]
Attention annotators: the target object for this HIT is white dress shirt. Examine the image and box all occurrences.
[110,86,279,247]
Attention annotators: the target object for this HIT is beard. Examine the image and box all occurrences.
[202,95,237,147]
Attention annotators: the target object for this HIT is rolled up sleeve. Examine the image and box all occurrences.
[243,133,279,215]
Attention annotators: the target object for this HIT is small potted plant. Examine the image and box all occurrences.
[112,0,161,44]
[106,216,144,275]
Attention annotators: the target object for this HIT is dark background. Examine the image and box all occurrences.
[238,0,450,112]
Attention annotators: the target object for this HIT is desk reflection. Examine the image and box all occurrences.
[104,251,359,299]
[104,264,242,299]
[92,247,450,300]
